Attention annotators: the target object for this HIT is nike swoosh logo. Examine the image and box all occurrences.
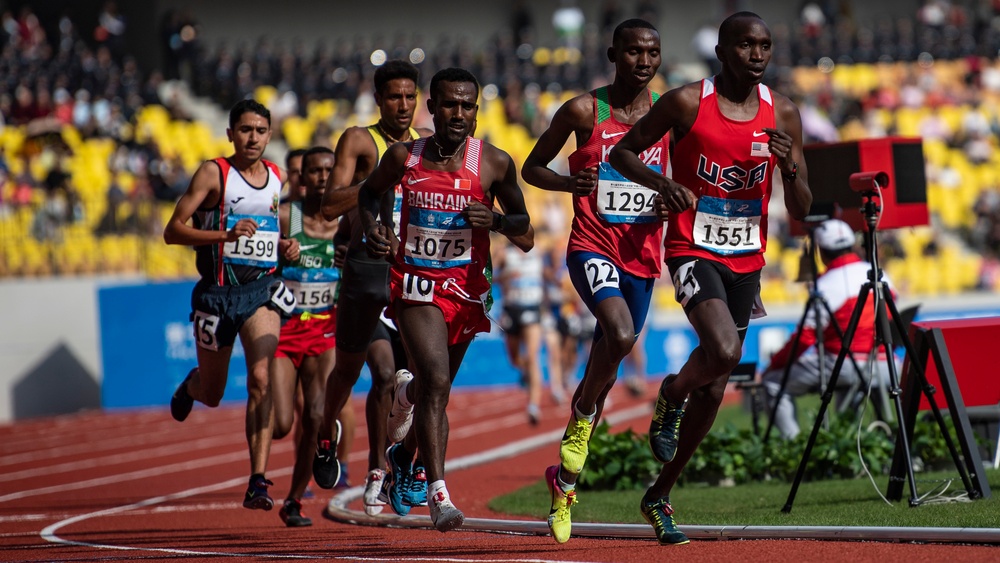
[323,332,335,338]
[407,177,430,185]
[462,326,477,335]
[601,131,626,139]
[752,131,767,137]
[299,244,319,251]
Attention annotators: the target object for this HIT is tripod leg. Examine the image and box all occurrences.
[873,286,920,506]
[783,283,870,513]
[814,295,887,421]
[763,295,817,443]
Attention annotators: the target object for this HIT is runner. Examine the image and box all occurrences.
[164,99,300,511]
[609,11,812,545]
[362,67,532,532]
[521,19,668,544]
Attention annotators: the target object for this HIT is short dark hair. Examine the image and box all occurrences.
[285,148,307,169]
[374,60,420,96]
[718,11,764,45]
[301,146,334,170]
[612,18,657,46]
[229,98,271,129]
[429,67,479,100]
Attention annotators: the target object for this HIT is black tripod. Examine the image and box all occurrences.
[782,192,969,512]
[761,222,879,444]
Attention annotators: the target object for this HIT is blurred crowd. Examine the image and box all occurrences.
[3,1,1000,294]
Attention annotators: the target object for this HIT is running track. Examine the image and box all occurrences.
[2,384,998,562]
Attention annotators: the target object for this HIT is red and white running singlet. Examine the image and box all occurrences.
[194,157,282,286]
[668,77,778,273]
[566,86,668,279]
[393,137,492,302]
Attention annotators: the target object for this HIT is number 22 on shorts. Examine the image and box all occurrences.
[584,257,620,294]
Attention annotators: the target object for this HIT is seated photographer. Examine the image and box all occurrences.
[762,219,895,439]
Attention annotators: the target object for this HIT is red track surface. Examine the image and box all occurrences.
[2,384,997,562]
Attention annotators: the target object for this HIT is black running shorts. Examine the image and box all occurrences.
[335,255,391,354]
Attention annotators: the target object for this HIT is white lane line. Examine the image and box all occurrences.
[1,434,240,481]
[0,441,293,503]
[39,469,320,560]
[35,395,651,560]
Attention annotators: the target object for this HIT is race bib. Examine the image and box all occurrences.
[595,162,661,224]
[403,208,472,269]
[401,272,435,303]
[671,260,701,308]
[269,280,297,315]
[692,196,762,256]
[392,187,403,237]
[223,214,280,267]
[193,310,221,351]
[583,257,620,295]
[282,267,339,313]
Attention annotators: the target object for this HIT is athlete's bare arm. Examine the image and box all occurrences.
[357,142,409,258]
[278,202,292,237]
[321,127,377,221]
[764,94,812,221]
[522,95,598,196]
[610,83,701,213]
[482,146,531,250]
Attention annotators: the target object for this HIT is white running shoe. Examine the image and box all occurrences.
[363,469,386,516]
[386,370,415,443]
[429,492,465,532]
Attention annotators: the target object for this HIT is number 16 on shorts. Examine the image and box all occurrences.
[402,272,435,303]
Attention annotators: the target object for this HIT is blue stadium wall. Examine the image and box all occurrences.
[97,279,996,410]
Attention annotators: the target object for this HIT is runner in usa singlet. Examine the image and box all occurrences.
[566,86,669,278]
[667,77,778,273]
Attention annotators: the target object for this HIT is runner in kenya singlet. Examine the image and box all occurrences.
[194,157,283,285]
[566,86,668,278]
[667,77,778,273]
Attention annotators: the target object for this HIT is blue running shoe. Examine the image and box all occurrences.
[405,461,428,507]
[384,443,412,516]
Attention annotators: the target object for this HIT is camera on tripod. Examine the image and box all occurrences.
[848,171,889,194]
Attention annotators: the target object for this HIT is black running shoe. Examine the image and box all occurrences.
[243,475,274,510]
[312,421,342,489]
[170,368,196,422]
[649,376,685,463]
[278,498,312,527]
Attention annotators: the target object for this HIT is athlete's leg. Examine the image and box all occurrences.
[364,338,397,471]
[573,296,635,416]
[189,345,235,407]
[270,356,299,440]
[522,321,544,420]
[394,303,461,484]
[239,305,281,477]
[288,347,335,500]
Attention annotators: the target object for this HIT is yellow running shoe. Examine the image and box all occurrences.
[559,414,594,475]
[545,464,576,544]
